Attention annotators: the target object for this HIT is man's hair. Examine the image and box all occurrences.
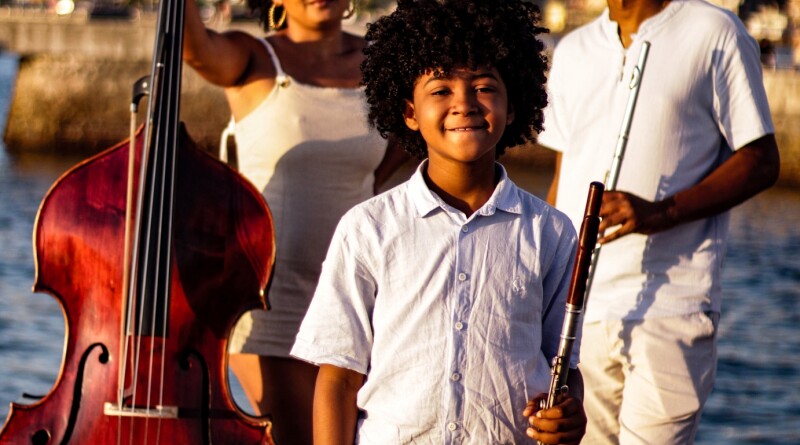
[361,0,549,159]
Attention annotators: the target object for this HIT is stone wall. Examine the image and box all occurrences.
[763,70,800,187]
[0,12,256,154]
[4,53,231,153]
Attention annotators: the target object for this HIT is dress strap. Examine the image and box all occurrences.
[261,38,290,87]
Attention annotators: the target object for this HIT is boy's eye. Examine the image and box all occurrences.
[431,88,451,96]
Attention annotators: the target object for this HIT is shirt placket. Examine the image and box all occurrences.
[444,218,475,444]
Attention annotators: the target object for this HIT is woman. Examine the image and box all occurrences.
[183,1,408,444]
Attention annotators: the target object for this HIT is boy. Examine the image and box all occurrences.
[290,0,586,443]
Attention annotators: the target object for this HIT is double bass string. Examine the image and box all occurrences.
[117,0,187,440]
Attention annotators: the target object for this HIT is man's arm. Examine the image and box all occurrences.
[314,364,365,445]
[598,134,779,243]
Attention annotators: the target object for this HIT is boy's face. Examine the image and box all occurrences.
[404,67,514,165]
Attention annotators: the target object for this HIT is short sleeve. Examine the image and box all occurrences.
[290,212,377,374]
[537,44,570,153]
[713,23,774,150]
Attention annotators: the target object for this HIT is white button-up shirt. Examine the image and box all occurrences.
[538,0,774,321]
[292,162,578,444]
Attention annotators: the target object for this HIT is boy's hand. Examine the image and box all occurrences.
[523,393,586,444]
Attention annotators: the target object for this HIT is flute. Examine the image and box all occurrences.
[584,40,651,301]
[539,182,604,421]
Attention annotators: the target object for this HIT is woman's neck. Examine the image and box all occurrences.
[269,27,363,87]
[279,25,347,59]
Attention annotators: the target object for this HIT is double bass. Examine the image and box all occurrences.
[0,0,276,443]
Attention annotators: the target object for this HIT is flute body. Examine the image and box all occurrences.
[540,182,604,416]
[584,40,651,301]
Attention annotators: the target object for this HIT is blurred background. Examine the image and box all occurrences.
[2,0,799,68]
[0,1,798,444]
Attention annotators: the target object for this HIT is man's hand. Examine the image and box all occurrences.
[597,191,677,243]
[597,135,779,244]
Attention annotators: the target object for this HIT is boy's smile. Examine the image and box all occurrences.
[404,67,514,167]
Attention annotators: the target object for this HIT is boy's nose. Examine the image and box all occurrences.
[451,90,479,115]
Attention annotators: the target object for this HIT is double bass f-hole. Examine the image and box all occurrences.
[0,0,276,443]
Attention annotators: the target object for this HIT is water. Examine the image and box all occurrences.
[1,53,799,442]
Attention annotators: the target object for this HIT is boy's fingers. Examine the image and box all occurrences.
[522,394,546,417]
[533,406,563,420]
[527,426,577,444]
[527,395,583,420]
[528,418,585,444]
[523,400,535,416]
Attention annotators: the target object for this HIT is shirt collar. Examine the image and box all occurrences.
[408,160,523,218]
[600,0,685,47]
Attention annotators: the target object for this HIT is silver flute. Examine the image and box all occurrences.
[584,40,651,302]
[538,182,603,420]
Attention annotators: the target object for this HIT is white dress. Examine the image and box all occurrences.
[228,38,387,357]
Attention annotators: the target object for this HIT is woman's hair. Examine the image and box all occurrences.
[361,0,549,159]
[247,0,353,32]
[247,0,271,31]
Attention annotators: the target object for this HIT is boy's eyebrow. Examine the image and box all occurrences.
[424,70,499,86]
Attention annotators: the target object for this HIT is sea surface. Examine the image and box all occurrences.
[1,52,799,443]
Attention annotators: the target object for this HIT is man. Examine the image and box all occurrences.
[538,0,780,443]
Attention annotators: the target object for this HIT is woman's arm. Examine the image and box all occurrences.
[546,152,562,206]
[373,135,412,194]
[182,0,260,87]
[314,364,365,445]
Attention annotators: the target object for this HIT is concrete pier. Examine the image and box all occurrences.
[0,11,255,154]
[1,12,799,185]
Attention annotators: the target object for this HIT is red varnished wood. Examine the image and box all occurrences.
[0,126,276,444]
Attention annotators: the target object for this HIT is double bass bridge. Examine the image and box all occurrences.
[103,402,179,419]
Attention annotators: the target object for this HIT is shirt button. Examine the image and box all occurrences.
[458,272,467,281]
[461,225,469,233]
[447,422,458,431]
[454,321,464,330]
[451,372,461,382]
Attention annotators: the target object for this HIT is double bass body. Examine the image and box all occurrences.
[0,0,276,440]
[0,126,275,445]
[0,125,275,445]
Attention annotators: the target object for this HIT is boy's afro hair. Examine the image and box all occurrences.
[361,0,549,159]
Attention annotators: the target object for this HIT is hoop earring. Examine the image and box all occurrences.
[268,3,286,30]
[342,0,356,19]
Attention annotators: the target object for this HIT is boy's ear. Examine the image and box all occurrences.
[403,99,420,131]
